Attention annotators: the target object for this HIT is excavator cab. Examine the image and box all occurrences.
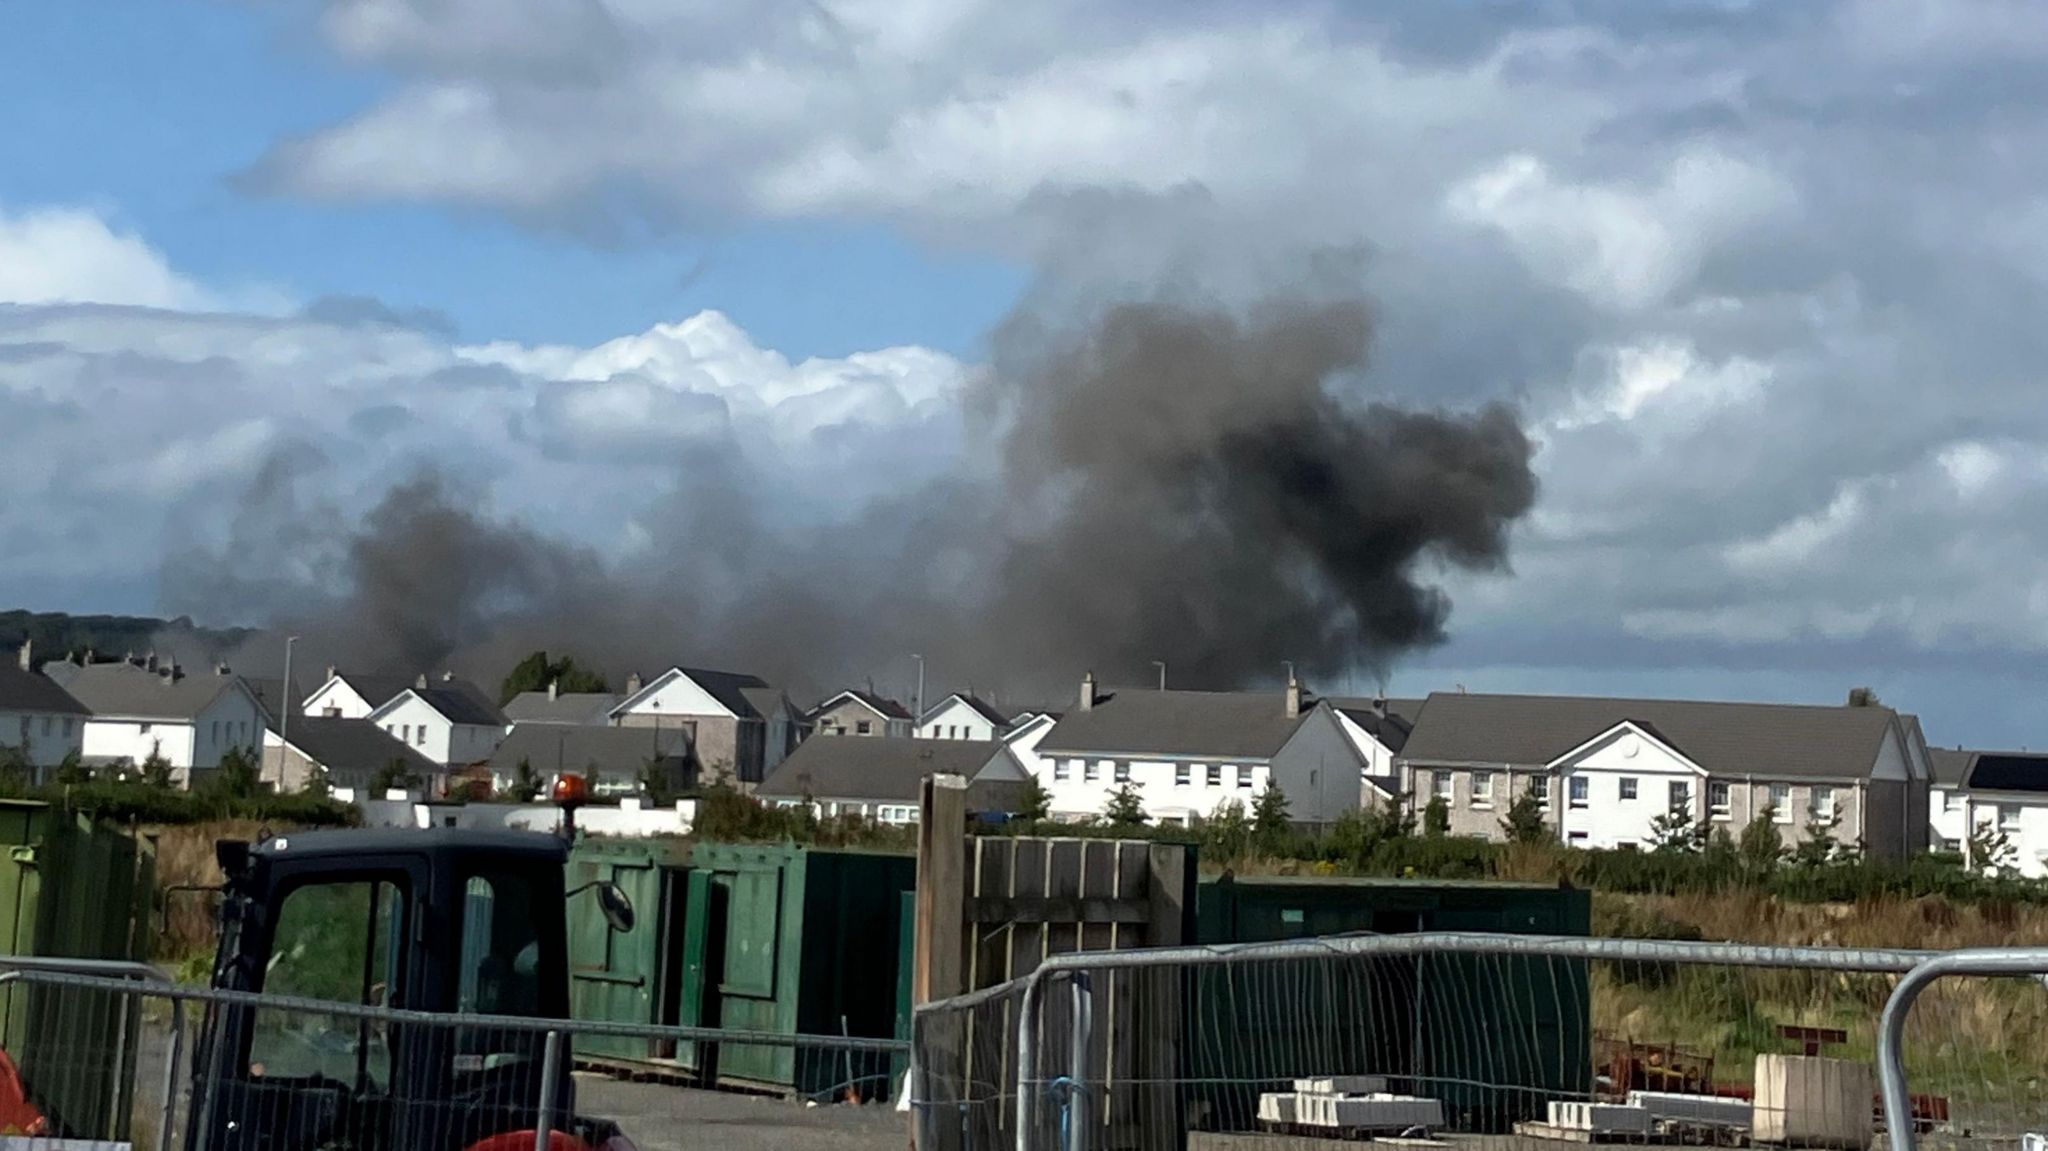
[189,827,632,1151]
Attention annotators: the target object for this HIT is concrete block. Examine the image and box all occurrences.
[1548,1101,1653,1134]
[1257,1093,1298,1125]
[1296,1094,1443,1132]
[1293,1075,1388,1095]
[1626,1091,1753,1128]
[1752,1054,1873,1147]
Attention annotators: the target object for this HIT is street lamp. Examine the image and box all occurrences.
[1152,661,1167,691]
[911,654,926,732]
[279,635,299,788]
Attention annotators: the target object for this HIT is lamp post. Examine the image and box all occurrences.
[1152,661,1166,691]
[911,654,926,732]
[278,635,299,789]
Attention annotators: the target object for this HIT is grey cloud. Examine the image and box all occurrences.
[300,294,459,336]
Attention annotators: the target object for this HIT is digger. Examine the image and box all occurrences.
[187,777,637,1151]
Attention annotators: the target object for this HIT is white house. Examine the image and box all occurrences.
[1928,748,1972,853]
[806,689,914,738]
[917,693,1012,741]
[609,667,801,785]
[62,657,266,784]
[1001,711,1059,778]
[1928,750,2048,876]
[367,673,508,767]
[262,716,438,794]
[1030,673,1372,826]
[302,671,414,719]
[0,643,88,775]
[1327,697,1420,799]
[1398,692,1932,858]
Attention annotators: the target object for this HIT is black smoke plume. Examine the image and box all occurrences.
[163,288,1537,702]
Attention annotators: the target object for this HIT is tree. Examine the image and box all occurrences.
[1101,783,1148,827]
[1793,807,1843,867]
[371,758,423,796]
[1423,795,1451,838]
[139,749,174,790]
[1969,820,2017,876]
[1252,785,1292,855]
[1204,799,1252,861]
[1500,786,1550,844]
[639,759,682,806]
[208,746,261,800]
[504,758,543,803]
[1015,776,1053,822]
[1648,808,1707,854]
[0,746,29,796]
[1738,807,1785,872]
[499,650,610,705]
[300,768,332,799]
[1845,686,1883,708]
[54,750,91,788]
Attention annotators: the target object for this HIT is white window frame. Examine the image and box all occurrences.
[1531,776,1550,810]
[1768,783,1792,823]
[1567,776,1589,809]
[1943,791,1962,813]
[1114,762,1131,784]
[1236,766,1254,790]
[1054,761,1071,782]
[1812,786,1837,822]
[1708,780,1731,820]
[1618,777,1638,802]
[1999,802,2021,832]
[1667,779,1691,815]
[1206,764,1223,787]
[1084,761,1101,783]
[1431,771,1453,803]
[1175,764,1191,787]
[1471,771,1494,808]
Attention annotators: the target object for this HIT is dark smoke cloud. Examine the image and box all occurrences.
[162,287,1537,704]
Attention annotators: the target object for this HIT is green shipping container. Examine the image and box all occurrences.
[0,800,157,1140]
[565,837,694,1063]
[1188,875,1592,1134]
[679,842,916,1098]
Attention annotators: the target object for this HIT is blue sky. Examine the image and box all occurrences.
[8,1,2048,743]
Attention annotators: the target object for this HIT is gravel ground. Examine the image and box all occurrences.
[575,1074,908,1151]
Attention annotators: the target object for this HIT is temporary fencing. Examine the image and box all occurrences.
[0,967,909,1151]
[911,931,2048,1151]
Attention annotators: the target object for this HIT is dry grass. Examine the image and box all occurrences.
[147,820,270,962]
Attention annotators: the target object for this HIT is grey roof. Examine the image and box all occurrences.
[244,677,305,724]
[488,724,692,777]
[1930,748,1974,788]
[61,663,247,721]
[280,717,437,776]
[0,663,88,715]
[503,691,623,725]
[319,674,415,713]
[614,666,774,720]
[737,684,792,720]
[923,693,1011,727]
[381,678,506,727]
[1399,692,1904,780]
[1960,750,2048,793]
[1325,696,1425,753]
[758,736,1012,802]
[808,689,912,722]
[1037,688,1310,760]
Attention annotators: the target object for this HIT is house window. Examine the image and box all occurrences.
[1472,772,1494,808]
[1432,771,1453,802]
[1999,803,2021,832]
[139,722,151,734]
[39,717,51,737]
[61,719,71,736]
[211,721,220,743]
[416,727,426,747]
[1768,783,1792,823]
[1530,777,1549,809]
[1619,777,1638,801]
[1175,764,1191,786]
[1567,831,1588,843]
[1667,780,1691,814]
[1207,764,1223,787]
[1812,787,1837,821]
[1114,762,1131,784]
[856,720,872,735]
[1567,776,1589,809]
[1084,762,1101,782]
[1709,781,1731,819]
[1943,791,1962,813]
[1054,761,1071,782]
[1237,766,1254,790]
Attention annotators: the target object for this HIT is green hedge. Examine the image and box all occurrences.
[26,781,359,827]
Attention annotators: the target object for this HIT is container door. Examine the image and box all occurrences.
[714,867,785,1087]
[673,868,723,1077]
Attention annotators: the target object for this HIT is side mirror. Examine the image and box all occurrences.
[597,881,635,933]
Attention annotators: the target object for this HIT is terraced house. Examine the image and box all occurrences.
[1397,692,1933,859]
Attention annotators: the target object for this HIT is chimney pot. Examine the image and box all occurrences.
[1080,671,1096,712]
[325,665,336,682]
[441,670,454,683]
[626,671,643,695]
[548,679,559,701]
[1372,695,1387,718]
[145,651,158,672]
[1284,671,1302,719]
[16,640,28,673]
[416,673,429,691]
[215,662,230,676]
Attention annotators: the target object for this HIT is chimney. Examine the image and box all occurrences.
[215,662,231,676]
[548,679,559,701]
[1079,671,1096,712]
[416,673,428,691]
[626,671,643,695]
[1284,670,1302,719]
[325,665,337,682]
[15,640,28,673]
[144,651,158,673]
[1372,695,1387,718]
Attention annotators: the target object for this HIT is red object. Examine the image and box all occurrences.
[0,1049,47,1135]
[464,1131,594,1151]
[551,774,589,808]
[1777,1025,1850,1056]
